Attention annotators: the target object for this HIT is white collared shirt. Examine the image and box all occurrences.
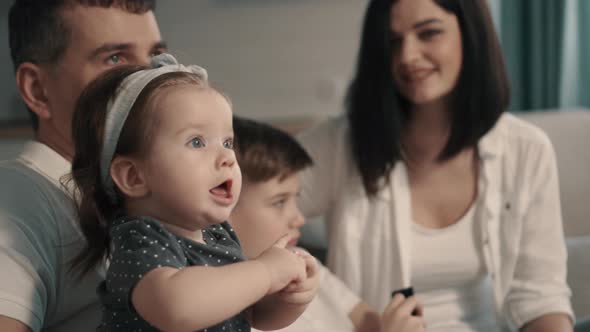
[0,141,104,332]
[298,113,573,330]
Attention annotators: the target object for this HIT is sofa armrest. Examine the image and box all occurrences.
[566,236,590,321]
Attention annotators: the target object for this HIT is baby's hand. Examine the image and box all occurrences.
[254,235,306,295]
[381,294,425,332]
[279,249,320,305]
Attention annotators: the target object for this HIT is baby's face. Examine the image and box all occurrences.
[134,86,241,233]
[230,173,305,258]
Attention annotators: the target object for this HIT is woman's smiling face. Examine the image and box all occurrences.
[390,0,463,106]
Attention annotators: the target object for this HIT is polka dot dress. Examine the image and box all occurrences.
[96,216,250,332]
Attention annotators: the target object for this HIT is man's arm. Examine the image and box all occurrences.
[0,315,32,332]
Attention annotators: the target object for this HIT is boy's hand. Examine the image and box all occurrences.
[381,294,426,332]
[279,249,320,305]
[254,235,306,295]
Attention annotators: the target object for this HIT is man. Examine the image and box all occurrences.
[0,1,166,331]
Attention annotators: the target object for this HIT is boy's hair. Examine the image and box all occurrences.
[233,116,313,184]
[8,0,156,129]
[69,65,208,276]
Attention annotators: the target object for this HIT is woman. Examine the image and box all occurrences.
[298,0,573,331]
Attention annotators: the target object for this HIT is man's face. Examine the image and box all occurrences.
[39,5,165,159]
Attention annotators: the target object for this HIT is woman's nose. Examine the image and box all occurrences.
[398,36,421,65]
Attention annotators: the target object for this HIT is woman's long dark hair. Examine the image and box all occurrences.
[69,66,207,276]
[347,0,510,196]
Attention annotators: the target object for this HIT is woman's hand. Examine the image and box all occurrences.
[381,294,425,332]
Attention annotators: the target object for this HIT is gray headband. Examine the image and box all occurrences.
[100,53,208,200]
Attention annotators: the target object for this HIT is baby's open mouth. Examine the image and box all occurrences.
[210,179,233,198]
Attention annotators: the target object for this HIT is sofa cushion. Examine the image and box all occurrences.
[566,236,590,321]
[517,110,590,237]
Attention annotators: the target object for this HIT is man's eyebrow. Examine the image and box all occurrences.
[413,18,443,29]
[88,43,132,60]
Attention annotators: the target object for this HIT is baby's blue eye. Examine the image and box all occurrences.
[223,138,234,149]
[190,137,204,148]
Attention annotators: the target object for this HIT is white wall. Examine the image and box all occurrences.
[0,2,26,124]
[156,0,366,122]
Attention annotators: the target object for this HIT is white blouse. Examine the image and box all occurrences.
[297,113,573,330]
[412,202,499,331]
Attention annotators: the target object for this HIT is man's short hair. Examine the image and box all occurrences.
[233,116,313,183]
[9,0,156,130]
[9,0,156,70]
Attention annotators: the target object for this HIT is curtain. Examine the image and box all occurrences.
[494,0,590,111]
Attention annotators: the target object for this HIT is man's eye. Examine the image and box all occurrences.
[190,137,204,148]
[106,54,124,65]
[223,138,234,149]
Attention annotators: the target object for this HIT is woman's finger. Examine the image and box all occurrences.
[396,296,419,317]
[383,293,405,316]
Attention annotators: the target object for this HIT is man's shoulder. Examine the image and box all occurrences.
[0,158,66,207]
[0,158,74,236]
[0,157,47,184]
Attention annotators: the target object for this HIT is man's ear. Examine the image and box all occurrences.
[15,62,51,119]
[110,156,150,198]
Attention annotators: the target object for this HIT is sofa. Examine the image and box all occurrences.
[519,110,590,321]
[298,109,590,321]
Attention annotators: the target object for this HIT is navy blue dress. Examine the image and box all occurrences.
[97,216,250,332]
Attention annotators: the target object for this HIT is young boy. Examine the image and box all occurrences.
[230,117,425,332]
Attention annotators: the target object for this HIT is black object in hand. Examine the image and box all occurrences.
[391,286,414,299]
[391,287,419,316]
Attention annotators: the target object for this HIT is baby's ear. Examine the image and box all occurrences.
[110,156,149,198]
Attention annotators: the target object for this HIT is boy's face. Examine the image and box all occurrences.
[230,173,305,258]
